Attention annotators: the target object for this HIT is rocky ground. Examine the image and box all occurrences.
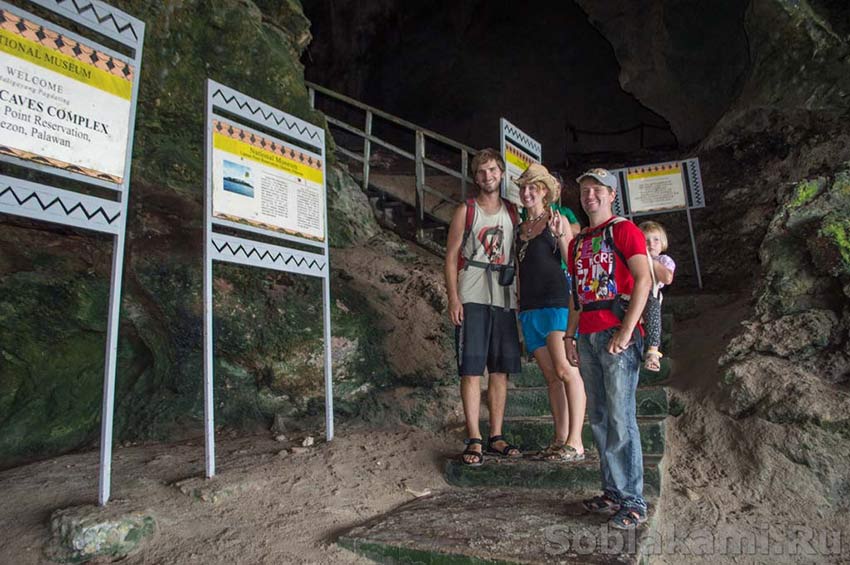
[658,293,849,565]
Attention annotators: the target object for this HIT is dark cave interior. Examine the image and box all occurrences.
[301,0,750,160]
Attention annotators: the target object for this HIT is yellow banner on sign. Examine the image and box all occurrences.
[628,164,682,180]
[0,28,132,100]
[506,149,531,170]
[213,132,324,184]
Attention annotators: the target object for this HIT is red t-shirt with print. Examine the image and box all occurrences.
[567,216,647,335]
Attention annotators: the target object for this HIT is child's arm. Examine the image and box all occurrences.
[652,255,675,285]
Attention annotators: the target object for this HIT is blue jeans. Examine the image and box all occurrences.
[578,327,646,512]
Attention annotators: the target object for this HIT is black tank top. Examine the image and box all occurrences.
[518,228,570,312]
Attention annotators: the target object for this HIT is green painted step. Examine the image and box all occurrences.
[338,487,658,564]
[483,416,666,455]
[444,455,663,495]
[486,386,668,418]
[511,356,672,388]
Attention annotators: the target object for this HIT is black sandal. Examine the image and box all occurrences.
[583,494,621,514]
[609,507,647,530]
[461,438,484,467]
[486,435,521,457]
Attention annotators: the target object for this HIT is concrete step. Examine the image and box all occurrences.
[511,357,672,388]
[338,487,658,564]
[445,454,663,495]
[482,416,666,456]
[486,386,668,418]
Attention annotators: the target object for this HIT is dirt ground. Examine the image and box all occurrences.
[0,424,458,564]
[1,292,846,564]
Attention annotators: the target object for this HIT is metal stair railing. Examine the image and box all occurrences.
[306,81,477,243]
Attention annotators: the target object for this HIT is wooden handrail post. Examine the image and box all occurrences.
[363,110,373,191]
[415,130,425,241]
[461,150,468,202]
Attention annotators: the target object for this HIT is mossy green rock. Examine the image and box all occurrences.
[47,504,156,563]
[756,169,850,317]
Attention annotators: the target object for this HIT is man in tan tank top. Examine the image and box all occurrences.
[444,148,522,466]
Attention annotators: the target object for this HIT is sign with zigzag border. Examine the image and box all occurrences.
[608,157,706,289]
[203,79,333,480]
[0,0,144,507]
[500,117,542,206]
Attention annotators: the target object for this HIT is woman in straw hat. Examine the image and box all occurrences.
[514,163,586,462]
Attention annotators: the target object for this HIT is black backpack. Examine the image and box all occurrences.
[570,217,657,317]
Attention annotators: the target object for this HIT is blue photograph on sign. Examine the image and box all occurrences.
[223,160,255,198]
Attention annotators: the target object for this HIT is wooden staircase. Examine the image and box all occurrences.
[308,81,473,252]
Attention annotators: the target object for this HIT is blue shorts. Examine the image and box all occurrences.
[519,307,569,353]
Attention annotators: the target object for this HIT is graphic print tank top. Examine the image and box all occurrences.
[458,201,517,309]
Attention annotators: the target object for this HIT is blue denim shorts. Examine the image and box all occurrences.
[518,307,569,353]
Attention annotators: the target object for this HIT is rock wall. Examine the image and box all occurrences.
[0,0,451,464]
[720,171,850,422]
[577,0,850,149]
[574,0,750,146]
[705,0,850,148]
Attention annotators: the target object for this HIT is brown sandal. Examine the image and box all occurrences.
[544,444,585,462]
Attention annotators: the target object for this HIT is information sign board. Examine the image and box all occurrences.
[609,158,706,288]
[0,0,145,506]
[211,119,325,241]
[204,80,333,479]
[0,7,134,183]
[626,161,687,213]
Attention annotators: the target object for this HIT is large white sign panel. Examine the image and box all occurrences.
[626,161,687,213]
[500,118,542,206]
[0,8,133,183]
[211,119,325,242]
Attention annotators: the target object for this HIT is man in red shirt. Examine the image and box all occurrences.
[565,168,652,530]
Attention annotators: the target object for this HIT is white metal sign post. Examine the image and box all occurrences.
[610,158,706,288]
[203,80,332,478]
[499,118,542,206]
[0,0,144,506]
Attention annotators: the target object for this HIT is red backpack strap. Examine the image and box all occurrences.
[503,199,519,226]
[457,198,477,271]
[465,198,476,230]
